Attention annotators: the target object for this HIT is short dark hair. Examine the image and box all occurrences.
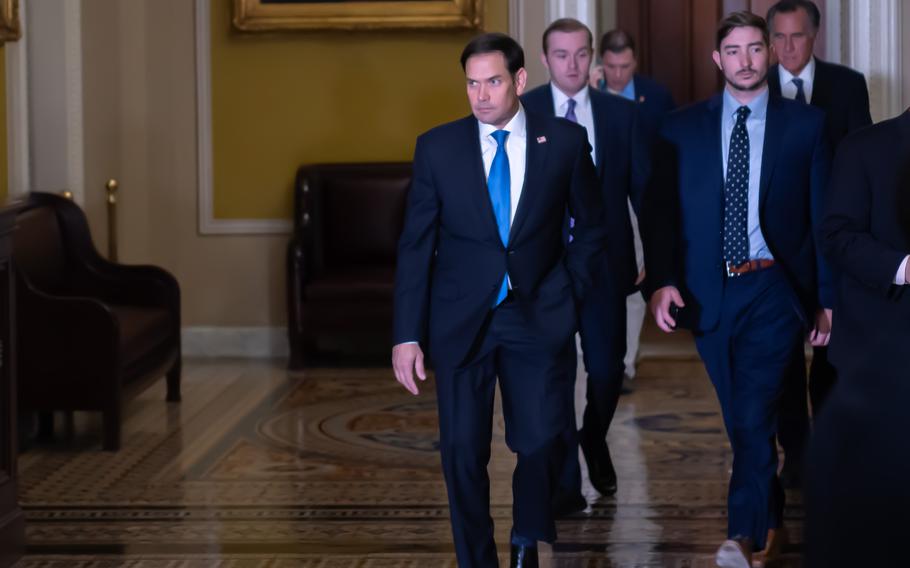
[542,18,593,54]
[460,32,525,76]
[598,29,636,58]
[716,11,769,50]
[767,0,821,32]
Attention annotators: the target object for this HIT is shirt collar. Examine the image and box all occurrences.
[778,56,815,86]
[550,82,590,111]
[608,79,636,101]
[723,85,769,122]
[478,103,527,142]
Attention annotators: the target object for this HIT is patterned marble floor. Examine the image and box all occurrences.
[14,329,804,567]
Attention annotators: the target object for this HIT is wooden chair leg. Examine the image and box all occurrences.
[102,409,121,451]
[166,357,182,402]
[37,411,54,441]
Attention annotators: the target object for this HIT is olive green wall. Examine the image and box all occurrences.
[211,0,509,219]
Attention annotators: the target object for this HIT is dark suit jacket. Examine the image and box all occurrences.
[521,85,650,295]
[819,110,910,378]
[642,93,833,331]
[632,74,676,145]
[768,59,872,152]
[393,111,606,368]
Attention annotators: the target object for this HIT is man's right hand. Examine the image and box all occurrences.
[649,286,685,333]
[392,343,427,395]
[589,65,605,89]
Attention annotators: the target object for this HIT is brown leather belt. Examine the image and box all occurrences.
[725,259,775,277]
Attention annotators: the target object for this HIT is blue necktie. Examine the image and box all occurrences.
[488,130,511,306]
[792,78,807,103]
[565,98,578,123]
[723,106,751,267]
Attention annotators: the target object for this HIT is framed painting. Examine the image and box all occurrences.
[0,0,20,43]
[233,0,482,31]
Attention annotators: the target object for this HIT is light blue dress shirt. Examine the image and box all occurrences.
[721,88,773,261]
[608,80,636,102]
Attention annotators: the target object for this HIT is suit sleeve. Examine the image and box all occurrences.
[819,137,908,295]
[641,129,681,298]
[392,137,440,346]
[566,133,607,301]
[628,106,651,216]
[810,117,835,309]
[848,73,873,133]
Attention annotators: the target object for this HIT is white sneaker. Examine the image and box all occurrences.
[716,539,750,568]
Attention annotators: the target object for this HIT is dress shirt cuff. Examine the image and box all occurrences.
[895,255,910,285]
[399,341,419,346]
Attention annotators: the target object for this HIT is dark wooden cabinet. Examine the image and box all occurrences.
[0,206,23,568]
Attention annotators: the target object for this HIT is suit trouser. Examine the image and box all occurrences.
[435,301,575,567]
[693,266,803,550]
[558,275,627,495]
[778,345,837,473]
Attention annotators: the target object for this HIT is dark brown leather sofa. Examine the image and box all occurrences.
[286,162,412,368]
[12,192,181,451]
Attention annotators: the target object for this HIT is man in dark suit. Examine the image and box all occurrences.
[806,110,910,568]
[521,18,649,511]
[589,29,675,145]
[588,28,675,392]
[392,32,605,568]
[642,12,832,567]
[765,0,873,488]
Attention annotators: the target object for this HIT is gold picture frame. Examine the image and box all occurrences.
[233,0,482,32]
[0,0,21,43]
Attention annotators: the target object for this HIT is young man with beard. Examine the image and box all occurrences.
[642,12,832,567]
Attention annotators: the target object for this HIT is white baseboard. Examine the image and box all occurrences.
[182,326,288,358]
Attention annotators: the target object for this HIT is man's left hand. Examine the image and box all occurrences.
[809,308,833,346]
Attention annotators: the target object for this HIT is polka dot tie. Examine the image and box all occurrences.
[723,106,751,267]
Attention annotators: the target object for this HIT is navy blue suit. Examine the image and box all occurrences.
[393,109,605,565]
[631,74,676,145]
[769,59,872,473]
[642,92,832,549]
[521,84,649,498]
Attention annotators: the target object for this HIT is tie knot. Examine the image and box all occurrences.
[792,77,804,88]
[491,129,509,146]
[736,106,751,122]
[567,98,577,111]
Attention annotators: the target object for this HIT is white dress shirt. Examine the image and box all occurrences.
[479,105,527,223]
[895,256,909,285]
[549,83,597,164]
[778,57,816,103]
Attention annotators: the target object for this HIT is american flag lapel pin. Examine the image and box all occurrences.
[537,135,547,144]
[638,95,646,103]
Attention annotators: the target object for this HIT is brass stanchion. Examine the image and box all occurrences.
[106,179,119,262]
[60,191,74,200]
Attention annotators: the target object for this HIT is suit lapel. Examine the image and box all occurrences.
[759,96,785,214]
[706,95,725,197]
[509,111,548,243]
[590,93,606,179]
[462,117,502,243]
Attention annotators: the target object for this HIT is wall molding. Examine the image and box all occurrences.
[183,326,288,358]
[4,0,29,199]
[63,0,84,205]
[194,0,292,236]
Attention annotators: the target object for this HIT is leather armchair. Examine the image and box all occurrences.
[13,192,181,451]
[286,162,411,368]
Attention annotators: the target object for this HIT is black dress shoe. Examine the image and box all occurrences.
[510,544,539,567]
[552,489,587,517]
[579,429,617,496]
